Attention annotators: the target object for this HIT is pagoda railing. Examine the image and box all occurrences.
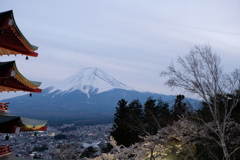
[0,102,9,113]
[0,145,12,158]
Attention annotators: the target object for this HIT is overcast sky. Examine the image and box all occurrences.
[1,0,240,100]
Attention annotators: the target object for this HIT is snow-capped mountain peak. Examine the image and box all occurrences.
[48,67,134,97]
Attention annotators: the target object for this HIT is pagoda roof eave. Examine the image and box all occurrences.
[0,47,38,57]
[11,61,41,88]
[0,10,39,57]
[0,113,47,133]
[19,117,47,130]
[0,61,42,92]
[0,86,42,93]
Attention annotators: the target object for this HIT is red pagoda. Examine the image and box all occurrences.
[0,10,47,158]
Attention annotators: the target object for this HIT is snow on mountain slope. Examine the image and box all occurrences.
[48,67,135,97]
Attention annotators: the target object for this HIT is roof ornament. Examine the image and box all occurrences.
[8,19,13,25]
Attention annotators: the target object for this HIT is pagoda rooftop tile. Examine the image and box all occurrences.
[0,10,38,57]
[0,61,42,93]
[0,112,47,133]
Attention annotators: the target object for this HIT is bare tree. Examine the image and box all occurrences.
[161,44,240,160]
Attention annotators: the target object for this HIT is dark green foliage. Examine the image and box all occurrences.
[197,93,240,123]
[143,97,170,135]
[112,99,129,124]
[110,92,240,159]
[156,97,171,127]
[125,99,144,143]
[100,142,113,153]
[195,103,213,123]
[194,93,240,159]
[33,154,42,159]
[171,95,191,121]
[111,97,171,147]
[80,146,97,158]
[128,99,143,123]
[110,99,130,146]
[110,99,143,147]
[143,97,159,135]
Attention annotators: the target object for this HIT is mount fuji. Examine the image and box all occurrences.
[2,67,180,125]
[48,67,135,98]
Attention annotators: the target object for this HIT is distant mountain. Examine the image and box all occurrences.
[48,67,135,98]
[2,67,199,125]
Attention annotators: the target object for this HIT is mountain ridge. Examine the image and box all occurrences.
[48,67,136,98]
[1,67,200,125]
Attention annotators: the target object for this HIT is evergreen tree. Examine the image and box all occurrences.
[171,95,190,121]
[80,146,97,158]
[112,99,129,124]
[194,93,240,159]
[110,99,144,147]
[156,97,171,127]
[128,99,143,119]
[111,97,171,147]
[143,97,162,135]
[110,99,135,147]
[197,93,240,123]
[125,99,144,143]
[100,142,113,153]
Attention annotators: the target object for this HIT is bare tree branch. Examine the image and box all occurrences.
[161,44,240,160]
